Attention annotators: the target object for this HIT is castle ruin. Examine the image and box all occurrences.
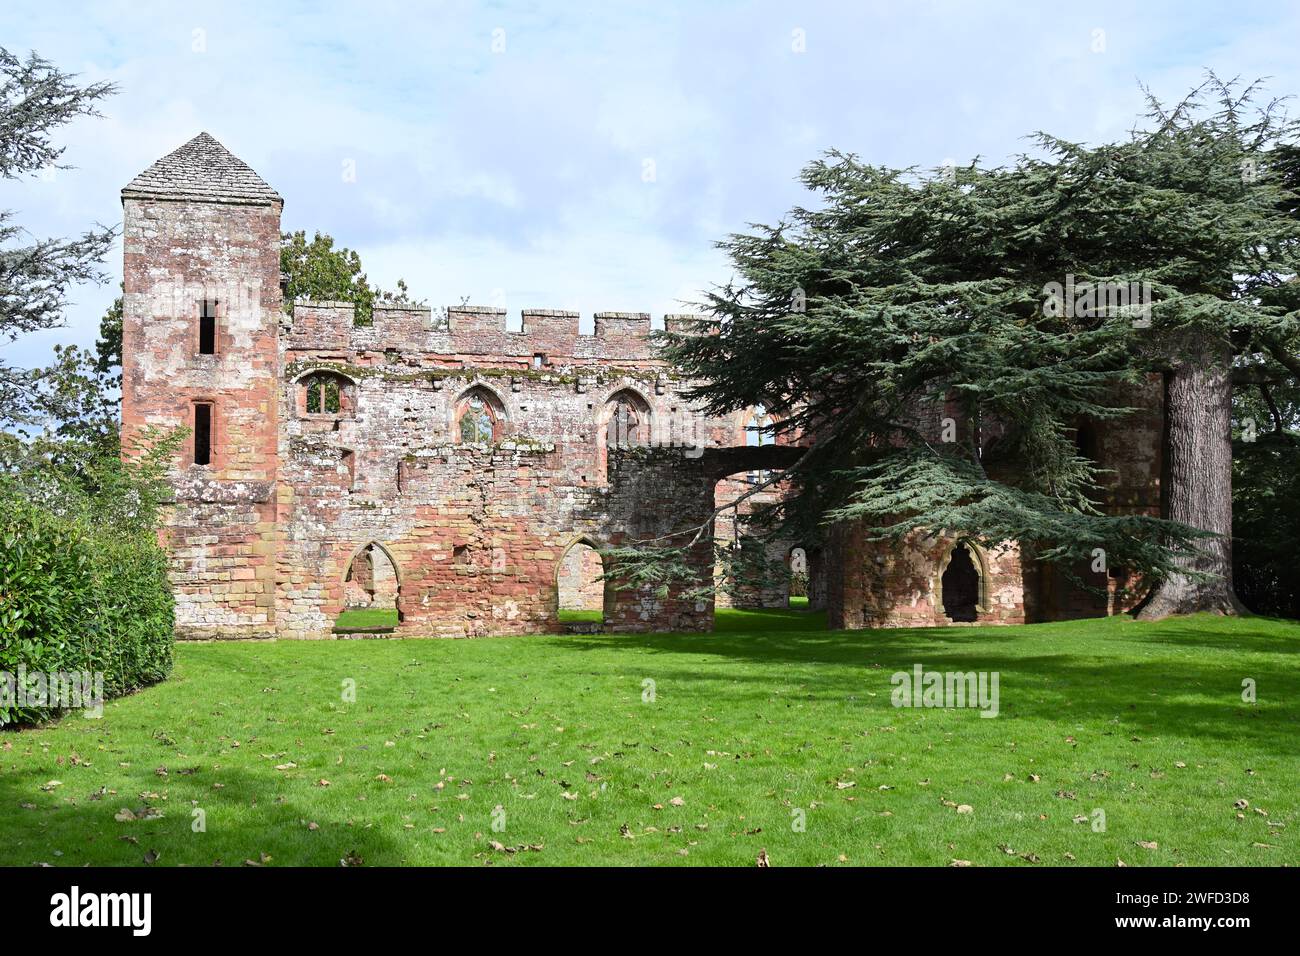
[121,134,1165,639]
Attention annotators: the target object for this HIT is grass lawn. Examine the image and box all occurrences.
[557,609,604,624]
[1,609,1296,867]
[334,608,400,630]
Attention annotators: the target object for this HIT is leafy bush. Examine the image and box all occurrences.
[0,491,174,726]
[0,430,178,727]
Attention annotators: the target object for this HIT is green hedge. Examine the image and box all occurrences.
[0,494,173,727]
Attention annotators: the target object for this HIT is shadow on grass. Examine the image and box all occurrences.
[557,609,1300,749]
[0,761,409,868]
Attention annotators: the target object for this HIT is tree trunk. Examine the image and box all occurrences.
[1138,335,1245,619]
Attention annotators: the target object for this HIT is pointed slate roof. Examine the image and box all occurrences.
[121,132,282,206]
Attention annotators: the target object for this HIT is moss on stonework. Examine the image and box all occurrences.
[400,438,554,462]
[609,444,682,463]
[285,361,675,389]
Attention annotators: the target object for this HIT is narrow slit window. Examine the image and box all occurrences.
[199,300,217,355]
[194,403,213,466]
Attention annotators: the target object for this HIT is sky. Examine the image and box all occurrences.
[4,0,1300,370]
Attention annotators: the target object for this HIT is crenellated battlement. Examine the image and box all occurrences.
[286,301,712,364]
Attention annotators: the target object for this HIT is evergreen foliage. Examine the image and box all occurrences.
[656,76,1300,605]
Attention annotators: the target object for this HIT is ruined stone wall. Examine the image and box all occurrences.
[271,301,745,638]
[825,376,1165,629]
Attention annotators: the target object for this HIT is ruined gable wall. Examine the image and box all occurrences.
[274,302,733,638]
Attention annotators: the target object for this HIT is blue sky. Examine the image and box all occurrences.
[4,0,1299,369]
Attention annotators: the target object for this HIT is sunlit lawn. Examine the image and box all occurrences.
[2,608,1296,866]
[334,608,400,631]
[557,609,603,624]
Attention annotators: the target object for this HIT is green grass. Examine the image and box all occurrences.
[2,609,1296,867]
[788,595,809,609]
[334,608,399,630]
[557,609,604,624]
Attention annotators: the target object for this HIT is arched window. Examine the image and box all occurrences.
[300,371,353,416]
[595,389,652,483]
[744,406,775,484]
[745,405,775,447]
[455,388,502,444]
[605,393,646,447]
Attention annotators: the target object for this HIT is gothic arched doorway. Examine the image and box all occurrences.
[941,544,980,622]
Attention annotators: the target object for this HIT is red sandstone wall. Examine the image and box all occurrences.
[121,195,282,638]
[272,316,736,638]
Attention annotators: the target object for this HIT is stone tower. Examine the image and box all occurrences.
[121,133,283,638]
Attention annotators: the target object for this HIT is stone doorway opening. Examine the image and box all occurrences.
[788,546,809,608]
[557,539,606,630]
[941,543,980,623]
[336,542,403,633]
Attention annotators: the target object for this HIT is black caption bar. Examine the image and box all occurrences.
[1,865,1291,941]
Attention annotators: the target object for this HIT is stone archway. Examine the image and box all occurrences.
[339,541,404,629]
[555,537,608,628]
[940,543,981,622]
